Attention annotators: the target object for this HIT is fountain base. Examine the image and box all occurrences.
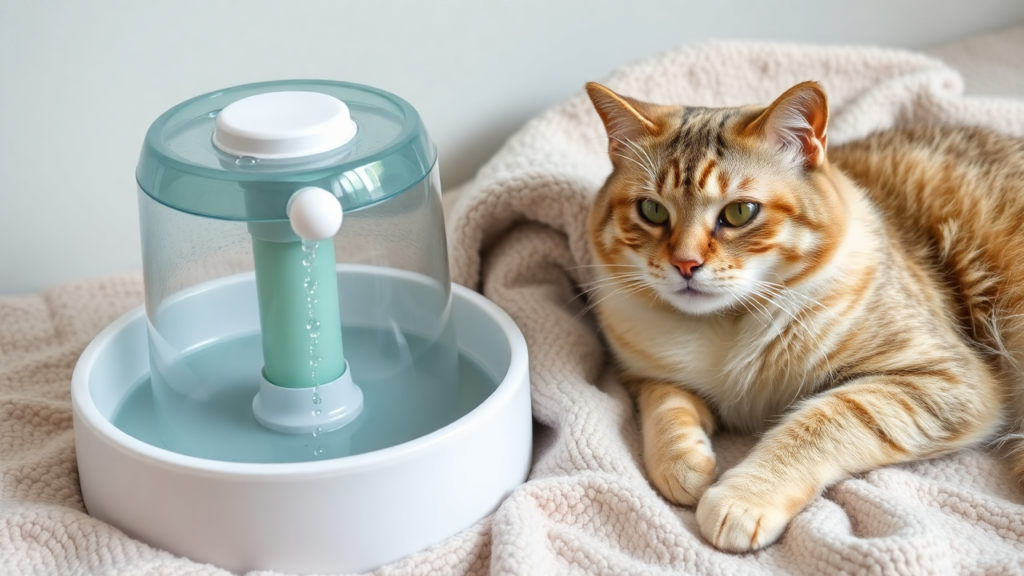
[71,270,531,574]
[252,362,363,434]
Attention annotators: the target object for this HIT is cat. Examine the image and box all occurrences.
[584,80,1024,553]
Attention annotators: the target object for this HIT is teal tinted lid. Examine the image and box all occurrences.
[137,80,436,221]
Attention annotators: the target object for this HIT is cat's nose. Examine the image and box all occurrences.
[673,259,703,279]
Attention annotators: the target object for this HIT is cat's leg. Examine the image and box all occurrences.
[629,379,717,506]
[695,374,1000,552]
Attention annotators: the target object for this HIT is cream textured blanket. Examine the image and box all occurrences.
[4,41,1024,575]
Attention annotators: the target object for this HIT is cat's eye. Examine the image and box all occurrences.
[720,202,759,227]
[639,199,669,225]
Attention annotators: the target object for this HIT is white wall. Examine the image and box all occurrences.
[2,0,1023,295]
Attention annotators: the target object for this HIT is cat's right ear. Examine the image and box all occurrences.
[586,82,663,158]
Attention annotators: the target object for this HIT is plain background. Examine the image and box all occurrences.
[2,0,1024,295]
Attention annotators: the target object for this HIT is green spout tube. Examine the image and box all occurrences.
[251,232,346,389]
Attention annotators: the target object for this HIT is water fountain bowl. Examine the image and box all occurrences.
[72,272,531,574]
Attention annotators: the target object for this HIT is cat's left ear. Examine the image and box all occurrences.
[586,82,664,159]
[744,81,829,170]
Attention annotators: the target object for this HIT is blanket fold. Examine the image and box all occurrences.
[4,41,1024,575]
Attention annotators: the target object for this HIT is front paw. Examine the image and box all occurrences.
[646,434,716,506]
[695,473,796,552]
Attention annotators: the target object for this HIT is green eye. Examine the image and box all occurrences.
[721,202,759,227]
[640,199,669,225]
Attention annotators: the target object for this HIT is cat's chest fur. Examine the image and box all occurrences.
[595,287,832,433]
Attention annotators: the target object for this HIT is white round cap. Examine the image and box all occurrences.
[213,91,357,159]
[287,187,343,241]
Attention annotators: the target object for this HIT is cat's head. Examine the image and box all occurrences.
[586,81,847,316]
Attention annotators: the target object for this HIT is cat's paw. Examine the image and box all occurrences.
[695,473,793,553]
[646,433,716,506]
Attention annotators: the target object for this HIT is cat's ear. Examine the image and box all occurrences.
[744,81,829,169]
[586,82,663,157]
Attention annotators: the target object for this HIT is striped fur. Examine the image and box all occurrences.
[585,81,1022,552]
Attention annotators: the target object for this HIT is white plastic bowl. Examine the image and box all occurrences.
[72,277,531,574]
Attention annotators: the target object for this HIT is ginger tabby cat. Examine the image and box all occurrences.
[584,80,1024,552]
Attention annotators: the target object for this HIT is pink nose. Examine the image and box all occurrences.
[673,259,703,278]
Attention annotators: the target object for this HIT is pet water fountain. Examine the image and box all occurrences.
[71,80,532,574]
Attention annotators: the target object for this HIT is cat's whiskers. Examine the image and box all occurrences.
[717,292,790,405]
[571,274,649,305]
[612,153,657,186]
[577,271,648,291]
[609,136,660,185]
[573,270,651,299]
[718,296,770,400]
[734,291,778,333]
[566,264,647,270]
[613,136,659,171]
[620,138,660,180]
[756,281,834,315]
[748,282,835,395]
[571,280,652,324]
[732,293,769,330]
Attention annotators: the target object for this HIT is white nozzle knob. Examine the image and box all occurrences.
[288,187,343,241]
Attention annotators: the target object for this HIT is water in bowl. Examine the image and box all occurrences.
[112,326,498,464]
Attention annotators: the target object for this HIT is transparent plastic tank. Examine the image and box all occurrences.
[134,80,459,463]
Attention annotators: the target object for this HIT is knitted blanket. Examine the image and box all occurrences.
[4,41,1024,575]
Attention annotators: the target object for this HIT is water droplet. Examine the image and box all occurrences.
[234,156,259,166]
[302,240,327,407]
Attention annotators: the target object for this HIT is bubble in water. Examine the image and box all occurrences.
[234,156,259,166]
[314,447,324,456]
[312,409,321,416]
[302,257,313,267]
[306,319,320,332]
[312,427,322,437]
[312,393,322,405]
[304,279,318,293]
[310,356,322,367]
